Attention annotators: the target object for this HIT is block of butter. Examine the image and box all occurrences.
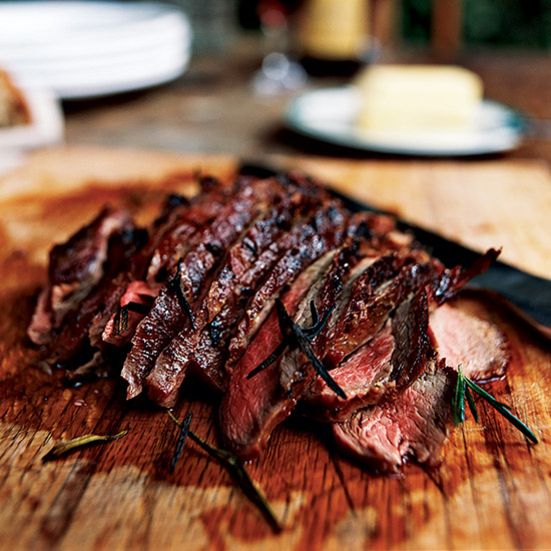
[356,65,483,133]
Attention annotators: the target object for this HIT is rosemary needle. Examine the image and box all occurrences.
[169,411,193,474]
[167,411,282,533]
[42,430,128,462]
[452,368,538,444]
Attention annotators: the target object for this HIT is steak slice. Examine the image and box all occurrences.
[219,250,339,459]
[224,204,349,375]
[144,178,231,282]
[323,254,434,369]
[219,225,420,458]
[430,302,509,381]
[333,361,455,473]
[304,289,431,421]
[330,281,454,472]
[89,182,231,350]
[121,179,290,399]
[145,190,326,405]
[40,226,146,365]
[28,207,136,346]
[303,324,395,420]
[303,249,503,421]
[278,253,380,396]
[433,248,500,305]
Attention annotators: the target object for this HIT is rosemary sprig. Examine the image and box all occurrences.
[169,411,193,474]
[275,299,346,399]
[167,411,282,533]
[246,340,288,379]
[303,301,335,338]
[42,430,128,462]
[452,368,538,444]
[465,386,479,423]
[170,259,196,330]
[247,299,344,399]
[247,300,333,380]
[452,367,466,425]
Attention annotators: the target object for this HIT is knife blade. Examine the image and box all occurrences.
[238,161,551,330]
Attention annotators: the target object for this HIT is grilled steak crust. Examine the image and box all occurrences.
[304,289,431,421]
[433,248,500,305]
[145,188,328,405]
[323,256,434,369]
[219,250,339,459]
[45,232,149,365]
[302,249,503,421]
[144,177,230,282]
[224,204,349,375]
[122,178,293,399]
[219,222,386,459]
[28,208,135,346]
[92,182,231,350]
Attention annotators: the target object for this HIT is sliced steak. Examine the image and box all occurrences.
[145,189,325,405]
[218,226,416,457]
[330,278,452,472]
[41,226,146,364]
[121,178,291,399]
[333,361,455,473]
[219,250,339,459]
[304,324,395,420]
[278,252,379,395]
[89,181,231,351]
[304,289,431,421]
[144,178,231,282]
[28,207,134,345]
[433,248,500,305]
[224,204,349,375]
[430,302,509,381]
[323,254,434,369]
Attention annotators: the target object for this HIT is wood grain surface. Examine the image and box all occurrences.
[1,147,550,550]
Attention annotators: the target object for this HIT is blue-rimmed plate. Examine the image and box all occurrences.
[285,86,526,157]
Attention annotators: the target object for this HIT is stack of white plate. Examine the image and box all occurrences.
[0,1,192,99]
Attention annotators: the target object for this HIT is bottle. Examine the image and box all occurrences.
[296,0,370,77]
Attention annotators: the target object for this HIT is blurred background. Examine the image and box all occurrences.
[0,0,550,166]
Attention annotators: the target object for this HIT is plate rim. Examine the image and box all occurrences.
[285,85,527,157]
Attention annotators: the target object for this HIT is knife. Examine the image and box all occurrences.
[238,161,551,334]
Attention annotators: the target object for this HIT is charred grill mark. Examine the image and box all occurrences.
[169,260,196,330]
[114,306,129,336]
[205,242,224,257]
[242,236,257,255]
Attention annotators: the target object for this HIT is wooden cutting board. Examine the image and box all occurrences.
[1,146,550,550]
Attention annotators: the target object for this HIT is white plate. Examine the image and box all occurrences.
[286,86,526,156]
[0,1,191,99]
[0,2,185,43]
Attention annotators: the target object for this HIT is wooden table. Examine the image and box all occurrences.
[0,147,550,550]
[62,37,551,164]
